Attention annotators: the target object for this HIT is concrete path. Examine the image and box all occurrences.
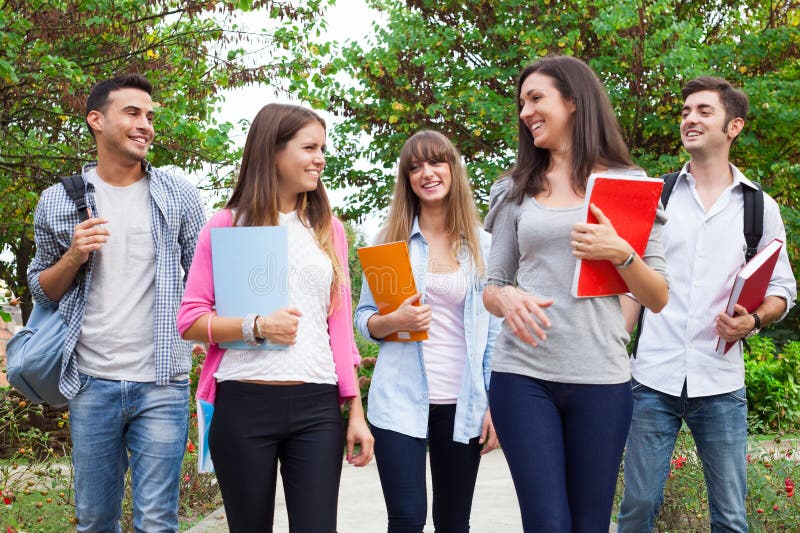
[187,450,618,532]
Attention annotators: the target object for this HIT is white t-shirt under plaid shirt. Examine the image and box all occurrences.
[27,162,206,398]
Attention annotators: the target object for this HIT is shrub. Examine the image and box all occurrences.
[0,345,222,531]
[745,337,800,433]
[0,390,75,531]
[615,430,800,531]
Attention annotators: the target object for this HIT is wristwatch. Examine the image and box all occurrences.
[745,312,761,339]
[616,252,636,270]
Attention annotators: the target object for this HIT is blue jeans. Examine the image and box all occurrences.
[372,404,482,533]
[69,373,189,533]
[489,372,632,533]
[617,379,748,533]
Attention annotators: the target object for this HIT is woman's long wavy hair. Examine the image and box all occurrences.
[226,103,342,298]
[380,130,484,271]
[507,55,635,203]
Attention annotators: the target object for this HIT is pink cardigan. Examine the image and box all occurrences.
[177,209,360,406]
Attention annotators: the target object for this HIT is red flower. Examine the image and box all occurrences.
[773,504,779,511]
[186,441,196,453]
[756,508,764,514]
[2,497,10,505]
[670,455,687,469]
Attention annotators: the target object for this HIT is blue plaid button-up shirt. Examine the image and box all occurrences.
[28,161,206,398]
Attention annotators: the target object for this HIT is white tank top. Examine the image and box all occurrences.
[423,269,468,403]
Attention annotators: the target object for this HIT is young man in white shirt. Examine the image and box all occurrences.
[617,76,796,532]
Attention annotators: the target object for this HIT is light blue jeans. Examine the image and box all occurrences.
[69,373,189,533]
[617,379,748,533]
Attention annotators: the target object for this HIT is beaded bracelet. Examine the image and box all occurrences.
[242,313,261,347]
[255,315,267,342]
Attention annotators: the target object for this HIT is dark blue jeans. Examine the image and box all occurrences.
[372,404,482,533]
[489,372,632,533]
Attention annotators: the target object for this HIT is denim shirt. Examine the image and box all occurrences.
[355,218,501,443]
[28,162,206,398]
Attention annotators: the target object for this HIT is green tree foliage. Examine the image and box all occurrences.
[296,0,800,251]
[0,0,329,320]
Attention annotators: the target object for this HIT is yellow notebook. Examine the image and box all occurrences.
[357,241,428,342]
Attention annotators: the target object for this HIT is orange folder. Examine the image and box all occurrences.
[357,241,428,342]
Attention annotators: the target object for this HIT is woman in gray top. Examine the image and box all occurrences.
[482,55,669,532]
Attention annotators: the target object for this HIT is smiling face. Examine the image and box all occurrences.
[518,71,576,153]
[87,87,155,164]
[681,89,742,157]
[275,120,326,211]
[408,158,452,207]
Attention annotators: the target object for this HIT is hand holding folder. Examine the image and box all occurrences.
[716,238,783,355]
[357,241,429,342]
[210,226,290,350]
[571,173,664,298]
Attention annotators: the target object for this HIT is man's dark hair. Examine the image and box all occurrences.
[682,76,749,127]
[85,73,153,136]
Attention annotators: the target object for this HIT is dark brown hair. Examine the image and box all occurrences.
[682,76,748,136]
[507,55,634,202]
[85,73,152,137]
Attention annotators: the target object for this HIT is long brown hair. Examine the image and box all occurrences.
[381,130,484,270]
[227,103,342,296]
[508,55,634,203]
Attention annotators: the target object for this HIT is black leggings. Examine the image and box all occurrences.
[209,381,344,533]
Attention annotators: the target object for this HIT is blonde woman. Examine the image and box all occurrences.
[355,130,501,533]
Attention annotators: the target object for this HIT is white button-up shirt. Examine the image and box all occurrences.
[632,163,796,397]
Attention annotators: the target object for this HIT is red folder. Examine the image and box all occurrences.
[717,238,783,355]
[357,241,428,342]
[571,173,664,298]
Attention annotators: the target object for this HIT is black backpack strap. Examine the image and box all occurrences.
[742,182,764,262]
[631,171,681,358]
[60,174,90,222]
[659,171,681,209]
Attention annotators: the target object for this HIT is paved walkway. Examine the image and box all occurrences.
[187,450,619,532]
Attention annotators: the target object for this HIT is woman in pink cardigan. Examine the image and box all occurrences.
[177,103,373,532]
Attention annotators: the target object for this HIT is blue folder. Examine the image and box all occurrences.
[210,226,289,350]
[196,398,215,472]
